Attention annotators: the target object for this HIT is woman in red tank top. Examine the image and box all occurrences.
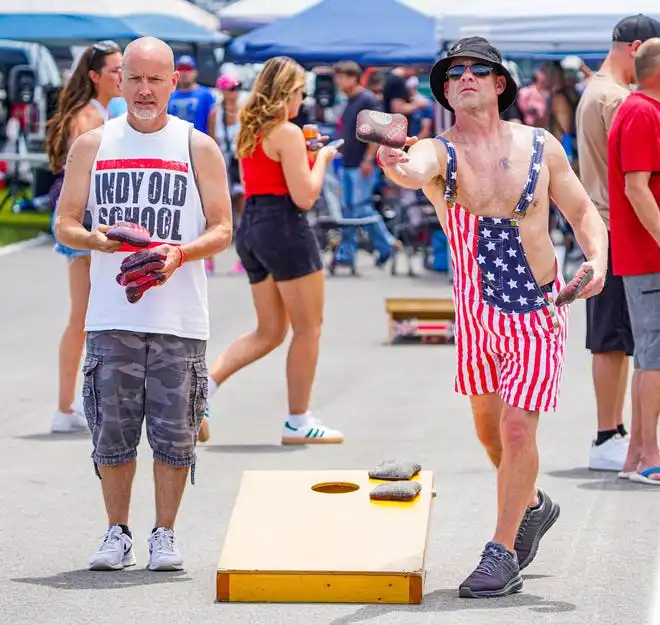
[202,56,344,445]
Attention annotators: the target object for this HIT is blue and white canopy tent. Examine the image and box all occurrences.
[435,0,660,60]
[0,0,227,45]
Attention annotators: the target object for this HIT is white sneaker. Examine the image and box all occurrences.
[89,525,136,571]
[281,416,344,445]
[147,527,184,571]
[589,434,629,471]
[51,409,88,433]
[71,394,85,416]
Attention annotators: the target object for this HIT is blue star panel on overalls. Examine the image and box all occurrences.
[436,128,550,314]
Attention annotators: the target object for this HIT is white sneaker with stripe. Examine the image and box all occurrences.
[89,525,136,571]
[281,416,344,444]
[147,527,184,571]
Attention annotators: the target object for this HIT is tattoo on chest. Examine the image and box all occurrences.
[499,157,511,170]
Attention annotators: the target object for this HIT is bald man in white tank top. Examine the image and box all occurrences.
[54,37,233,572]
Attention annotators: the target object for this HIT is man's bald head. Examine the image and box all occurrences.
[121,37,177,123]
[123,37,174,72]
[635,38,660,85]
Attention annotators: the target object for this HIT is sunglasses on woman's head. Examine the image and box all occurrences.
[92,40,121,57]
[446,63,496,80]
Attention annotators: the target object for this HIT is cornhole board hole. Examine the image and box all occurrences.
[385,297,455,344]
[216,470,435,604]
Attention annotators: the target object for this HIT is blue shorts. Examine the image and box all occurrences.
[51,210,90,260]
[50,172,90,260]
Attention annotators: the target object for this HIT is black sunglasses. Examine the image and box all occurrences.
[446,63,496,80]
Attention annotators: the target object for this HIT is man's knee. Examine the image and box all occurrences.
[145,351,208,475]
[500,405,539,450]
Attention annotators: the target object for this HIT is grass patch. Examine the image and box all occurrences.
[0,187,52,246]
[0,226,42,246]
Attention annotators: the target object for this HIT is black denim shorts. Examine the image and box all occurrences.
[236,194,323,284]
[586,235,633,356]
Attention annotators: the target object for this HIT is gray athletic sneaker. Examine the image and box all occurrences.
[458,541,523,598]
[515,489,560,571]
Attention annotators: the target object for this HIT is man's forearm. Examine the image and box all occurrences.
[55,216,95,250]
[180,222,232,262]
[381,161,429,190]
[571,202,609,262]
[378,138,440,190]
[626,186,660,246]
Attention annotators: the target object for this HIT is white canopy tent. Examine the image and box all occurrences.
[219,0,320,32]
[220,0,441,32]
[435,1,660,54]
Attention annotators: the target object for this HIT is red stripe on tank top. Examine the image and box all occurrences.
[117,242,182,252]
[96,159,189,172]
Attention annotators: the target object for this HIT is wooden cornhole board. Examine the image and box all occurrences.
[217,470,435,604]
[385,297,455,344]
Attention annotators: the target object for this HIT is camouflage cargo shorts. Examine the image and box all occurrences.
[83,331,208,481]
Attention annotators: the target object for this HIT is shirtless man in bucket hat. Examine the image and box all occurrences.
[377,36,608,597]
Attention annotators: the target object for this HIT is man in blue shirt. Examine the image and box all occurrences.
[333,61,397,266]
[108,97,128,118]
[167,55,215,134]
[406,76,434,139]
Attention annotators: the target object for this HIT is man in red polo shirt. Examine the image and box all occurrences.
[608,37,660,485]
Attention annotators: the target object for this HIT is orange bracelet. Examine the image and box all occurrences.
[178,247,185,267]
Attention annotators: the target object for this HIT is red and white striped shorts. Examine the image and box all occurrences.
[453,278,570,413]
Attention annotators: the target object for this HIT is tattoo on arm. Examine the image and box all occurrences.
[500,157,511,170]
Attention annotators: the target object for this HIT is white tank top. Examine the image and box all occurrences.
[84,115,209,340]
[90,98,109,122]
[213,107,239,162]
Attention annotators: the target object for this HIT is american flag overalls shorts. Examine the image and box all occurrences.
[437,128,569,412]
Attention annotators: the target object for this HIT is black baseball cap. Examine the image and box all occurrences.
[612,14,660,43]
[429,36,518,114]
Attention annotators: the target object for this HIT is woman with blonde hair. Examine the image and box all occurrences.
[202,56,343,445]
[46,40,122,433]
